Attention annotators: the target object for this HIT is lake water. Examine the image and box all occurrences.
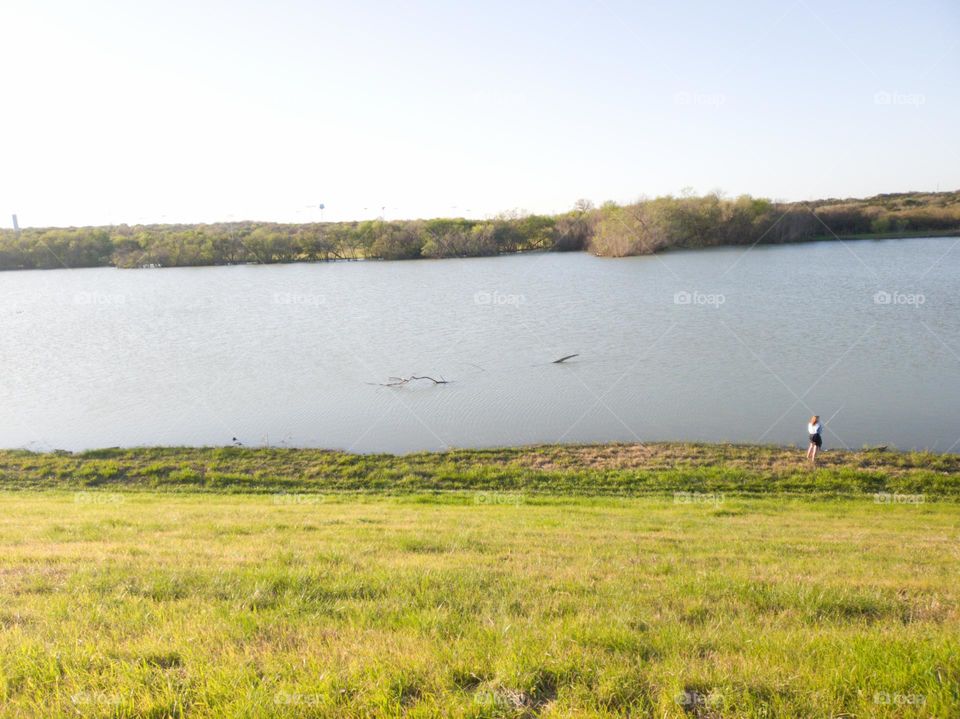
[1,237,958,454]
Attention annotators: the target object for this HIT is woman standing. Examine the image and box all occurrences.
[806,415,823,465]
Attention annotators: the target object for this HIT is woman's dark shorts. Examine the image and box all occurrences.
[809,433,822,448]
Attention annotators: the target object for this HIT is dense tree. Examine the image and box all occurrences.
[1,191,958,271]
[370,222,423,260]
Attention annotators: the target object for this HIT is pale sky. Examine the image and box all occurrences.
[1,0,957,228]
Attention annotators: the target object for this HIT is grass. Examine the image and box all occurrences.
[0,443,958,717]
[1,442,959,498]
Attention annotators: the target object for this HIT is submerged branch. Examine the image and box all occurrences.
[369,375,450,387]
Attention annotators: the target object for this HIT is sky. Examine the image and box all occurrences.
[0,0,957,228]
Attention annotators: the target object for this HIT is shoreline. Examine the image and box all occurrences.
[3,441,958,497]
[1,229,959,273]
[4,188,959,270]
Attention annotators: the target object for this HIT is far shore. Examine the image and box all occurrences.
[1,228,958,274]
[3,189,958,270]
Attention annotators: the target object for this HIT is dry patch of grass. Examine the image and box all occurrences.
[502,442,960,476]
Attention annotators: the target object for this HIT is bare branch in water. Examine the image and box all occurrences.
[552,354,579,364]
[368,375,450,387]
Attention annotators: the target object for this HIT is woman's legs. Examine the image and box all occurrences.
[811,443,819,465]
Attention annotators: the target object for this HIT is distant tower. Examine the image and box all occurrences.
[12,214,19,231]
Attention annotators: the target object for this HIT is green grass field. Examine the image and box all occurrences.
[1,445,958,717]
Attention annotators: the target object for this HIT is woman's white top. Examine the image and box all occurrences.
[808,422,822,435]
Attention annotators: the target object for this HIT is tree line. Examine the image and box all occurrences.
[1,191,958,270]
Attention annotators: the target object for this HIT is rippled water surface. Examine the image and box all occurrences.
[2,237,958,453]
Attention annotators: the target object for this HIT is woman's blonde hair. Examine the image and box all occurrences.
[810,415,819,423]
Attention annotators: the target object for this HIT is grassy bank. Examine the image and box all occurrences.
[1,442,958,498]
[0,492,957,717]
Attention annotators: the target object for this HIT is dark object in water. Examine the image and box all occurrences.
[552,354,579,364]
[369,375,450,387]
